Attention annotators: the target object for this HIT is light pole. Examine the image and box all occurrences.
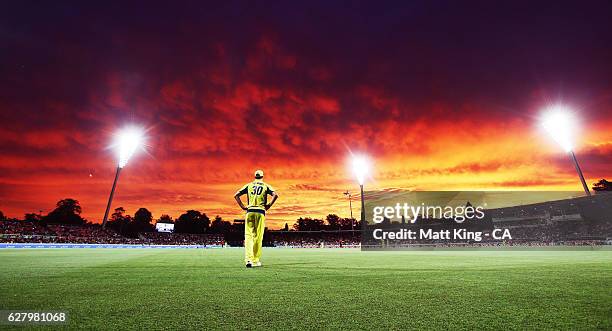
[569,150,590,196]
[102,127,144,228]
[359,184,365,225]
[352,155,369,225]
[343,190,353,231]
[541,106,591,196]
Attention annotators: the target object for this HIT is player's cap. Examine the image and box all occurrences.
[254,169,264,179]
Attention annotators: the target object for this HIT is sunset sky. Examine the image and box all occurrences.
[1,1,611,228]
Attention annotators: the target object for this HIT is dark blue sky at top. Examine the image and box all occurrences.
[1,0,611,129]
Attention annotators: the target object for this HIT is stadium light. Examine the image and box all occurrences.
[541,105,591,196]
[352,155,369,185]
[117,128,144,168]
[102,127,145,228]
[351,155,370,224]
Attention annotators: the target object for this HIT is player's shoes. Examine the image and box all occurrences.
[246,261,253,268]
[253,261,262,267]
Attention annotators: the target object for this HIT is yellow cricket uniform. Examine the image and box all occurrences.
[236,179,275,263]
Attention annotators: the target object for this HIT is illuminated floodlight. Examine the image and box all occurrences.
[352,155,369,185]
[541,105,576,152]
[350,154,370,224]
[103,126,146,228]
[539,105,590,196]
[116,127,144,168]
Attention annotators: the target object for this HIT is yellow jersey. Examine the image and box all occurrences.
[236,179,276,211]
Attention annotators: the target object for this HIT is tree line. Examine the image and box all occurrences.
[0,198,360,236]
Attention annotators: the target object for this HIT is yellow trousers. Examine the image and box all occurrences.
[244,211,265,263]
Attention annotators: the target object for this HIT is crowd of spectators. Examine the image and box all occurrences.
[0,220,54,236]
[268,231,360,248]
[361,203,612,248]
[493,219,611,244]
[0,220,223,246]
[139,232,224,246]
[1,207,610,248]
[0,220,360,248]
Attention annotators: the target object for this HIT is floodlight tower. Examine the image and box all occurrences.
[102,127,144,228]
[352,155,369,224]
[541,106,591,196]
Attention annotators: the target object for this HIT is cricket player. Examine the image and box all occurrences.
[234,170,278,268]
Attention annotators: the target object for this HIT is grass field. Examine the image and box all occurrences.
[1,248,611,330]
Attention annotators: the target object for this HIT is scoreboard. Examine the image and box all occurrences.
[155,223,174,233]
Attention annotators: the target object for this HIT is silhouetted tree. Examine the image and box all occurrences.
[338,217,356,230]
[43,198,85,225]
[107,207,130,235]
[593,179,612,192]
[175,210,210,234]
[209,215,231,234]
[326,214,341,230]
[130,208,154,233]
[0,211,5,221]
[24,213,42,222]
[283,223,289,231]
[322,216,357,230]
[293,217,325,231]
[110,207,127,221]
[134,208,153,223]
[157,214,174,223]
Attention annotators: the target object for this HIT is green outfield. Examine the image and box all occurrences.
[1,248,611,330]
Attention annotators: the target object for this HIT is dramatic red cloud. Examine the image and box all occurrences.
[1,3,611,228]
[1,78,610,228]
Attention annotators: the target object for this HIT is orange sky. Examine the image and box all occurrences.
[1,2,611,228]
[1,106,610,228]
